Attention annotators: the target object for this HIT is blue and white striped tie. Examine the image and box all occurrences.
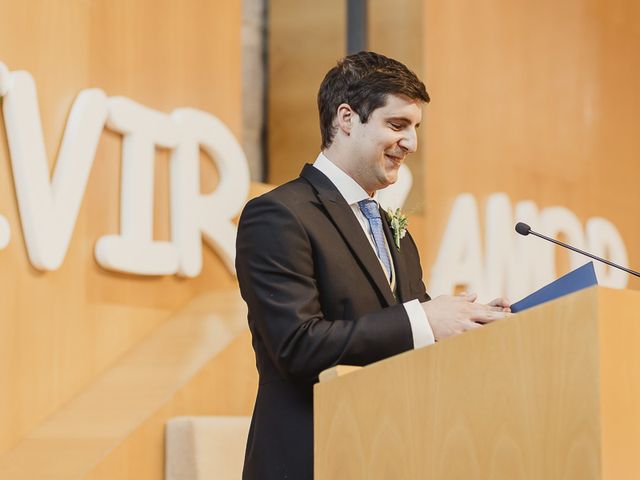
[358,199,392,282]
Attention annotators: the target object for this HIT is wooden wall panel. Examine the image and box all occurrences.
[267,0,345,184]
[0,291,258,479]
[423,0,640,292]
[87,332,257,480]
[0,0,244,454]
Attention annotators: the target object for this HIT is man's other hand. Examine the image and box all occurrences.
[488,296,511,312]
[421,293,511,341]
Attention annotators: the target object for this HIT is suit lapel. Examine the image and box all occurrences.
[381,210,411,302]
[300,165,396,307]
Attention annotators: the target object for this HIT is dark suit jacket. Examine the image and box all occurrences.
[236,164,430,479]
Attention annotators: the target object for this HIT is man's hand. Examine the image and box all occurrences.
[421,293,511,341]
[488,296,511,312]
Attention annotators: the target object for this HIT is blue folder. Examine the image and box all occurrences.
[510,262,598,313]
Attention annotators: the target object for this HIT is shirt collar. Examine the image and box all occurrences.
[312,152,378,206]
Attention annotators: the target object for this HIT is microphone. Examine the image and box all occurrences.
[514,222,640,278]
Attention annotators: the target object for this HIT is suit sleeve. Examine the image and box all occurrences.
[405,230,430,303]
[235,195,414,382]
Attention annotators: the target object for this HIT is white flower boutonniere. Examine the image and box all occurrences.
[386,208,408,250]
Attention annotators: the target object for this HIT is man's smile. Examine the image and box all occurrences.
[384,153,404,166]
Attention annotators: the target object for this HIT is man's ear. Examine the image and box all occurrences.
[336,103,355,135]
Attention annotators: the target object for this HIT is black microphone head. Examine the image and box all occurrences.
[515,222,531,236]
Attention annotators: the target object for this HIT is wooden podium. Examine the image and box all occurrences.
[314,287,640,479]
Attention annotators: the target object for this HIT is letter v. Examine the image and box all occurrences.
[1,66,108,270]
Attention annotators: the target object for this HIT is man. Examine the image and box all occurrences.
[236,51,509,479]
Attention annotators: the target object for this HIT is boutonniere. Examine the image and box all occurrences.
[386,208,408,250]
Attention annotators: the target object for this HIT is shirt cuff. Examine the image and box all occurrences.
[403,299,435,348]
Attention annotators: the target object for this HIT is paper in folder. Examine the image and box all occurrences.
[510,262,598,313]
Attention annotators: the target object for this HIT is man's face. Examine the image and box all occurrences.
[346,93,422,195]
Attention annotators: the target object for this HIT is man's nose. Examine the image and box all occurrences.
[399,130,418,153]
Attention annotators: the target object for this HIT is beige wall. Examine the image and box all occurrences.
[0,0,244,454]
[267,0,346,184]
[423,0,640,291]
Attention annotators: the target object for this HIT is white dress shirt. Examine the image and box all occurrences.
[313,153,434,348]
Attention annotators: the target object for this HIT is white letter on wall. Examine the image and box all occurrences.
[429,194,484,296]
[538,206,587,278]
[0,61,11,249]
[171,109,250,276]
[483,194,545,301]
[1,65,107,269]
[95,97,180,275]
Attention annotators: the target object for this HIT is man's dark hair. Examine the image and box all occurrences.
[317,51,430,149]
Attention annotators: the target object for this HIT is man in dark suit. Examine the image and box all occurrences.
[236,51,509,479]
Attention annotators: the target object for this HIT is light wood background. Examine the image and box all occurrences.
[267,0,346,184]
[0,0,247,457]
[0,291,258,479]
[423,0,640,292]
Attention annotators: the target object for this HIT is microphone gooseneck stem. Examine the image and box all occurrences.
[529,230,640,278]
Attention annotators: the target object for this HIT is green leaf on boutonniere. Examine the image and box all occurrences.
[386,208,408,250]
